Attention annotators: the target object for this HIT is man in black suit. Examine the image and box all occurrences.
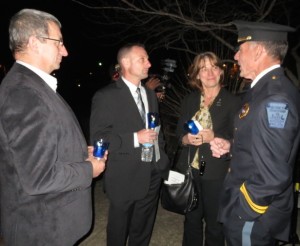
[90,43,169,246]
[210,21,300,245]
[0,9,106,246]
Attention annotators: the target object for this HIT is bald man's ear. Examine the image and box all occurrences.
[121,57,130,69]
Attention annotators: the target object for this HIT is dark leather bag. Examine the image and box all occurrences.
[161,147,199,215]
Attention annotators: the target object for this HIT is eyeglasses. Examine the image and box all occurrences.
[37,36,64,47]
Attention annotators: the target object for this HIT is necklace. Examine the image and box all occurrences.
[202,87,220,108]
[203,94,217,108]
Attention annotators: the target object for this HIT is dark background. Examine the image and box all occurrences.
[0,0,118,96]
[1,0,299,146]
[0,1,172,134]
[0,1,124,140]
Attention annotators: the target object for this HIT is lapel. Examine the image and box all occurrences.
[145,86,154,112]
[189,92,201,119]
[55,92,88,148]
[116,78,146,126]
[15,63,87,151]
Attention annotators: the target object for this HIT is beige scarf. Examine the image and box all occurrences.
[191,94,213,169]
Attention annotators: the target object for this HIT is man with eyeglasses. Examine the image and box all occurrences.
[0,8,106,246]
[37,36,64,47]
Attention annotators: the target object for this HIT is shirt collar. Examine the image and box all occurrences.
[251,64,280,88]
[121,76,142,94]
[16,60,58,92]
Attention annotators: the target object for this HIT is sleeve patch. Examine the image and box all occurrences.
[266,102,288,129]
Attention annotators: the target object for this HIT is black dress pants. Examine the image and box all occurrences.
[106,167,161,246]
[182,168,225,246]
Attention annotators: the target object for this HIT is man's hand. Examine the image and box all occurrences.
[87,146,107,177]
[210,138,230,158]
[137,129,158,145]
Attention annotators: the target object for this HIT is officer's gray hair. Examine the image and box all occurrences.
[258,41,288,63]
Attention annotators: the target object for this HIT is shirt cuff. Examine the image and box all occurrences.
[134,132,139,148]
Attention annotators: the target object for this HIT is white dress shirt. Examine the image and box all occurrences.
[16,60,58,92]
[122,76,149,147]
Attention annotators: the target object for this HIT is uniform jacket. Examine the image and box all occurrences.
[218,67,300,241]
[175,88,241,179]
[90,78,169,202]
[0,63,93,246]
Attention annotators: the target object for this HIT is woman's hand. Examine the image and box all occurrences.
[182,133,203,146]
[199,129,214,144]
[182,129,214,146]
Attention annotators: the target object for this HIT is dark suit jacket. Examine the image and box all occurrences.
[90,78,169,202]
[0,63,93,246]
[218,67,300,241]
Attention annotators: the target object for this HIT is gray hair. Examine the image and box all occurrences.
[257,41,289,63]
[9,8,61,54]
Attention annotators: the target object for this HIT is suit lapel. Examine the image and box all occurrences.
[145,87,154,113]
[117,79,145,127]
[55,92,87,148]
[16,64,87,152]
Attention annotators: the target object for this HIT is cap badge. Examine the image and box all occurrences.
[237,36,252,43]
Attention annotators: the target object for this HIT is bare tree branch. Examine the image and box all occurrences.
[70,0,299,156]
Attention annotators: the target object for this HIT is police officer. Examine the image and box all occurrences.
[210,20,300,245]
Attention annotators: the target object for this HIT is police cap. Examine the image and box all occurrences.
[232,20,295,43]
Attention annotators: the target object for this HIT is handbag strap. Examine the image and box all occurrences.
[187,147,194,176]
[187,146,191,168]
[187,146,198,179]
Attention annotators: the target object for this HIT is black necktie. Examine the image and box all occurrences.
[136,87,146,124]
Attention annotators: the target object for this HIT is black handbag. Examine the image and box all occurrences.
[161,147,199,215]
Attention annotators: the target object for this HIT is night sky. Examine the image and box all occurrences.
[1,1,299,139]
[0,1,168,109]
[0,1,120,132]
[0,1,121,140]
[0,1,116,70]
